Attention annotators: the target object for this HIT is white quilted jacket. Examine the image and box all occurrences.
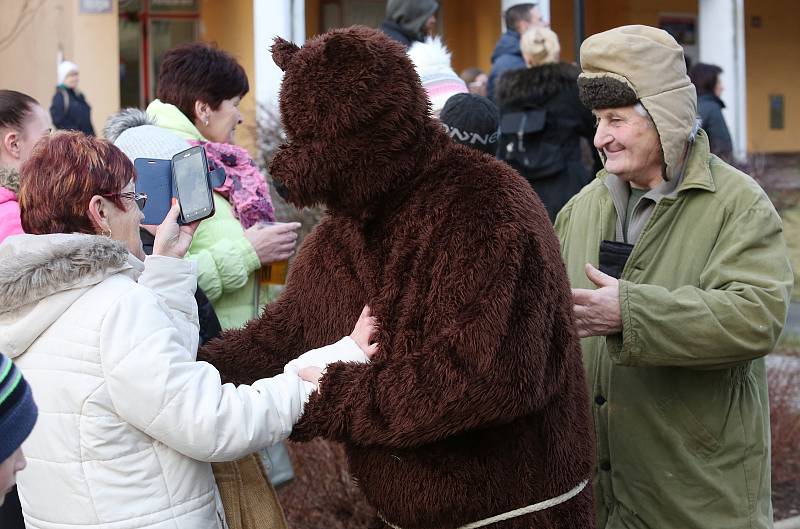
[0,233,316,529]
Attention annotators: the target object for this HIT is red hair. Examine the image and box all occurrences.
[19,131,136,235]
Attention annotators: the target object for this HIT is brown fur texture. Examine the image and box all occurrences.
[577,76,639,110]
[277,440,380,528]
[200,26,594,529]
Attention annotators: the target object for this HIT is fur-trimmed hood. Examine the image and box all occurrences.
[269,26,448,220]
[495,62,580,110]
[0,167,20,194]
[103,107,154,143]
[0,233,138,357]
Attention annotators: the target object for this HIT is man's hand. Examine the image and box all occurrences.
[571,263,622,338]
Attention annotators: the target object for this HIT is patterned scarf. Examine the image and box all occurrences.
[189,140,275,229]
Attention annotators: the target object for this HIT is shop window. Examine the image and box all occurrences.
[320,0,386,31]
[119,0,199,109]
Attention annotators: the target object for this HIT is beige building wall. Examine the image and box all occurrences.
[0,0,119,137]
[745,0,799,153]
[200,0,258,157]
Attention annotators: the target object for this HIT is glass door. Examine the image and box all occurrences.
[118,0,199,108]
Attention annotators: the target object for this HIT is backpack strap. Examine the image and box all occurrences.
[59,88,70,114]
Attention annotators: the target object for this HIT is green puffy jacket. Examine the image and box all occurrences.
[555,131,793,529]
[147,99,267,329]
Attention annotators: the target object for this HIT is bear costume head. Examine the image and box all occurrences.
[269,26,445,219]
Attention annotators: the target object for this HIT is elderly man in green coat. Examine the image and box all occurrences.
[555,25,793,529]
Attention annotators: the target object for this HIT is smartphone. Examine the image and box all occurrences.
[172,146,215,224]
[134,158,172,225]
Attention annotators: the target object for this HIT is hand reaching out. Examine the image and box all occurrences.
[296,305,380,388]
[350,305,379,359]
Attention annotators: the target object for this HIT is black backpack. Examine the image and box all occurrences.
[498,109,567,180]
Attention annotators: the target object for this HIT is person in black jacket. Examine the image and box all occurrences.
[496,27,600,222]
[379,0,438,48]
[689,62,734,162]
[50,61,95,136]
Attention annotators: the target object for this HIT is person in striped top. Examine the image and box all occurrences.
[0,353,37,506]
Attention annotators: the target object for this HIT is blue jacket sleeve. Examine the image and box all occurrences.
[488,54,526,101]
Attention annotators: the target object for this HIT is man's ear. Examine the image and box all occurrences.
[87,195,109,234]
[271,37,300,71]
[2,130,21,160]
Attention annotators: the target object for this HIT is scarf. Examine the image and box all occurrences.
[191,140,276,228]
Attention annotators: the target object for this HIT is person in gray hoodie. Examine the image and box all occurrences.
[379,0,438,48]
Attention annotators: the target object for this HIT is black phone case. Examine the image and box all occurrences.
[598,240,634,279]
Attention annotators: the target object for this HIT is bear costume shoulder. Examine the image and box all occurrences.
[200,26,594,529]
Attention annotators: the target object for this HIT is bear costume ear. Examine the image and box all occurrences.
[271,37,300,71]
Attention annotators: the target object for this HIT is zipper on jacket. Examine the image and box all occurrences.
[619,198,674,280]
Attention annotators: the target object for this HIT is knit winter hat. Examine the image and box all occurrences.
[58,61,79,85]
[0,353,37,462]
[439,93,499,155]
[408,37,468,115]
[105,109,191,162]
[578,25,697,181]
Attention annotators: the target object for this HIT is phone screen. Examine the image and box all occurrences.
[173,147,213,223]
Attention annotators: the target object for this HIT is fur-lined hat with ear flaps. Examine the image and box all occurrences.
[578,25,697,181]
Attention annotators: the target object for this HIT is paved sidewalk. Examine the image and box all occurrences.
[785,302,800,336]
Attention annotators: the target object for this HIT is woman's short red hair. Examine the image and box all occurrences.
[20,131,136,235]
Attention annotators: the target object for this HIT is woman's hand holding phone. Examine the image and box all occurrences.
[153,199,200,259]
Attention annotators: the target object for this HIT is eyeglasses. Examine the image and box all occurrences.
[103,191,148,210]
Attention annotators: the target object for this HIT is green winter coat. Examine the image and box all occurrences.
[146,100,265,329]
[555,129,793,529]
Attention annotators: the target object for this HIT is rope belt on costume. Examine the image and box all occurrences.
[379,479,588,529]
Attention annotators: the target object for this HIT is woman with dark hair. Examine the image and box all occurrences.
[690,62,733,161]
[135,42,299,329]
[0,90,51,244]
[0,131,374,529]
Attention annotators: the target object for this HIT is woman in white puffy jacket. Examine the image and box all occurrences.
[0,131,376,529]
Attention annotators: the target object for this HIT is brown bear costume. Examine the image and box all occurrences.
[199,26,594,529]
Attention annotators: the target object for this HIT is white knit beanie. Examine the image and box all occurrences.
[408,37,468,115]
[114,125,191,162]
[57,61,79,85]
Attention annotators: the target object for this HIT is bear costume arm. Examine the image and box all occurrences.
[290,220,577,449]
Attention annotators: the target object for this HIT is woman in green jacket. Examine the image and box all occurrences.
[149,43,299,330]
